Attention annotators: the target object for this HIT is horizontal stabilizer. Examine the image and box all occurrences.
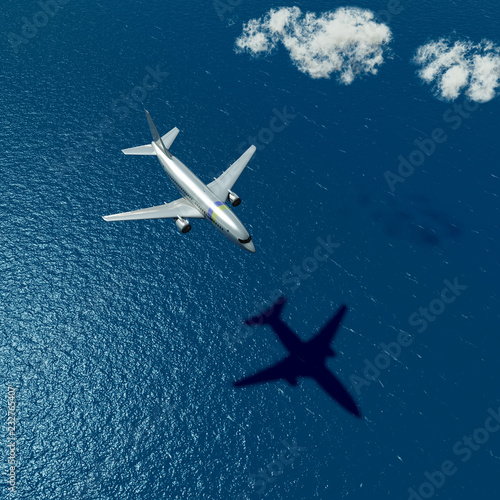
[121,127,180,156]
[161,127,180,149]
[245,297,286,326]
[122,144,155,155]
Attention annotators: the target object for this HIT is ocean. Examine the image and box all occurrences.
[0,0,499,498]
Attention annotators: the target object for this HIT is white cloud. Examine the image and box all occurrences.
[414,39,500,103]
[235,7,392,83]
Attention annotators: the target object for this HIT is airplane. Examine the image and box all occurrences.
[233,297,362,418]
[103,110,257,253]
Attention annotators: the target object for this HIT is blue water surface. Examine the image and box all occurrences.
[0,0,499,498]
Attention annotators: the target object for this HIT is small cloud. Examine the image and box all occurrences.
[235,7,392,84]
[413,39,500,103]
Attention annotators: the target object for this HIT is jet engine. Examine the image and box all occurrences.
[175,217,191,234]
[227,190,241,207]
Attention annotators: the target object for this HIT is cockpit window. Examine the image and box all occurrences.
[238,235,252,244]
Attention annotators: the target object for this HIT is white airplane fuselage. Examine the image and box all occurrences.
[152,143,255,253]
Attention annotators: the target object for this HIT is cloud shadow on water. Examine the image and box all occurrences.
[342,190,462,247]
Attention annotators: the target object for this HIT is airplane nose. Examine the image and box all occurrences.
[245,240,256,253]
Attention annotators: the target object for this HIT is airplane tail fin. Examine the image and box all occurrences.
[121,111,179,157]
[245,297,287,326]
[145,110,171,157]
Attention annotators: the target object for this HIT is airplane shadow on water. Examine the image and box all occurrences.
[233,297,362,418]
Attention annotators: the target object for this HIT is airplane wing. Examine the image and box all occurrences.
[314,368,361,417]
[103,197,203,221]
[308,305,348,350]
[233,357,302,387]
[207,145,256,200]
